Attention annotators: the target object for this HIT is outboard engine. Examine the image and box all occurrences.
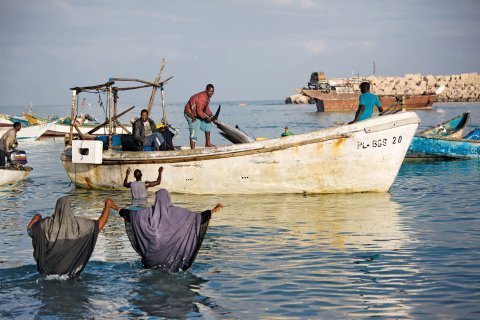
[10,150,28,165]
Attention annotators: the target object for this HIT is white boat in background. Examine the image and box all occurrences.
[0,121,56,141]
[45,122,132,137]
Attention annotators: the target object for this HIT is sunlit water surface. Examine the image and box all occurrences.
[1,101,479,319]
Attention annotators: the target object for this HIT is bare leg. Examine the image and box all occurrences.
[190,139,196,150]
[205,132,215,147]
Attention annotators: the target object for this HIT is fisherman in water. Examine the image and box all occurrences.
[123,166,163,207]
[184,84,215,149]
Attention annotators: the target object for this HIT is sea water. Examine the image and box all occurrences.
[0,101,479,319]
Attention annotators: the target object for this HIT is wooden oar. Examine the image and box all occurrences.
[87,106,134,135]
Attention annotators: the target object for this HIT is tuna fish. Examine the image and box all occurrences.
[212,105,255,144]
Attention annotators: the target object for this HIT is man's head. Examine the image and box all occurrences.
[206,84,214,98]
[13,122,21,132]
[140,109,149,122]
[284,127,289,132]
[134,169,142,180]
[359,82,370,94]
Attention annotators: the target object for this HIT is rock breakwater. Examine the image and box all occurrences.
[286,72,480,104]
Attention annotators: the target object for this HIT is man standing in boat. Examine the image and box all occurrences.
[0,122,21,166]
[184,84,215,149]
[349,82,384,124]
[132,109,165,151]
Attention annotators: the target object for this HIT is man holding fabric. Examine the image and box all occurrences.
[184,84,215,149]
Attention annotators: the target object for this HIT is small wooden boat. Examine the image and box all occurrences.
[406,135,480,159]
[406,115,480,159]
[415,112,470,139]
[0,166,32,185]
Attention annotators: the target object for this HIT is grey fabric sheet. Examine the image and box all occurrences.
[31,196,99,278]
[120,189,211,272]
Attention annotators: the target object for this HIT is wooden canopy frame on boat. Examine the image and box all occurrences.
[66,60,173,147]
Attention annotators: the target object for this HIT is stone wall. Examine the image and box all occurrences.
[367,72,480,102]
[286,72,480,104]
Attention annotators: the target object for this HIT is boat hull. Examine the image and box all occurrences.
[407,136,480,159]
[303,90,436,112]
[0,122,55,141]
[0,167,31,185]
[61,112,419,194]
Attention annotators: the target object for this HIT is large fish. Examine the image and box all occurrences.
[212,105,255,144]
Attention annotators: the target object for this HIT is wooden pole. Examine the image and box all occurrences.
[68,90,76,145]
[147,59,166,115]
[87,106,134,134]
[113,90,118,134]
[108,85,113,149]
[161,85,166,125]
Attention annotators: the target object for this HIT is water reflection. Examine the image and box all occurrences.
[173,192,410,251]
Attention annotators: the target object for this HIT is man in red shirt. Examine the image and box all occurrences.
[184,84,215,149]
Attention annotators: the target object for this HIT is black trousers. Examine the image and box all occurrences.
[0,149,6,166]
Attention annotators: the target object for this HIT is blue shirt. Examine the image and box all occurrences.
[357,92,382,121]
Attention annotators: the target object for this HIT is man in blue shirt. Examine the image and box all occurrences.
[349,82,384,124]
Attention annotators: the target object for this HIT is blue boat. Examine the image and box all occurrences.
[415,112,470,139]
[407,113,480,159]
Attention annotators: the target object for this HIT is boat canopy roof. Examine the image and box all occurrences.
[70,76,173,95]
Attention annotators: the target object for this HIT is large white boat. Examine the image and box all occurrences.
[61,110,419,194]
[60,70,419,194]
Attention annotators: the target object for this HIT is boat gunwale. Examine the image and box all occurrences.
[62,112,420,164]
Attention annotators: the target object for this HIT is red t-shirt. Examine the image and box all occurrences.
[184,91,213,120]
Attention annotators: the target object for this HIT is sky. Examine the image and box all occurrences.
[0,0,479,105]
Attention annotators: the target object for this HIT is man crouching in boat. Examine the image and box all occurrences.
[0,122,21,166]
[133,109,165,151]
[349,82,384,124]
[184,84,215,149]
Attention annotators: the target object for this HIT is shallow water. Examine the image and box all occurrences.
[1,101,480,319]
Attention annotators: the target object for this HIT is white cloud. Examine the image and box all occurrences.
[267,0,316,9]
[304,40,327,54]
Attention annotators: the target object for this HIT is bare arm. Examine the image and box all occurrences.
[377,104,384,114]
[349,105,365,124]
[98,198,120,231]
[123,167,131,188]
[145,166,163,189]
[211,203,223,213]
[27,214,42,230]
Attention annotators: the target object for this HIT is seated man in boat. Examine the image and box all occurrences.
[123,166,163,207]
[132,109,165,151]
[184,84,215,149]
[0,122,21,166]
[27,196,120,278]
[349,82,384,124]
[119,189,223,272]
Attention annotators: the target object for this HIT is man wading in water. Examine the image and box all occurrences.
[123,166,163,207]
